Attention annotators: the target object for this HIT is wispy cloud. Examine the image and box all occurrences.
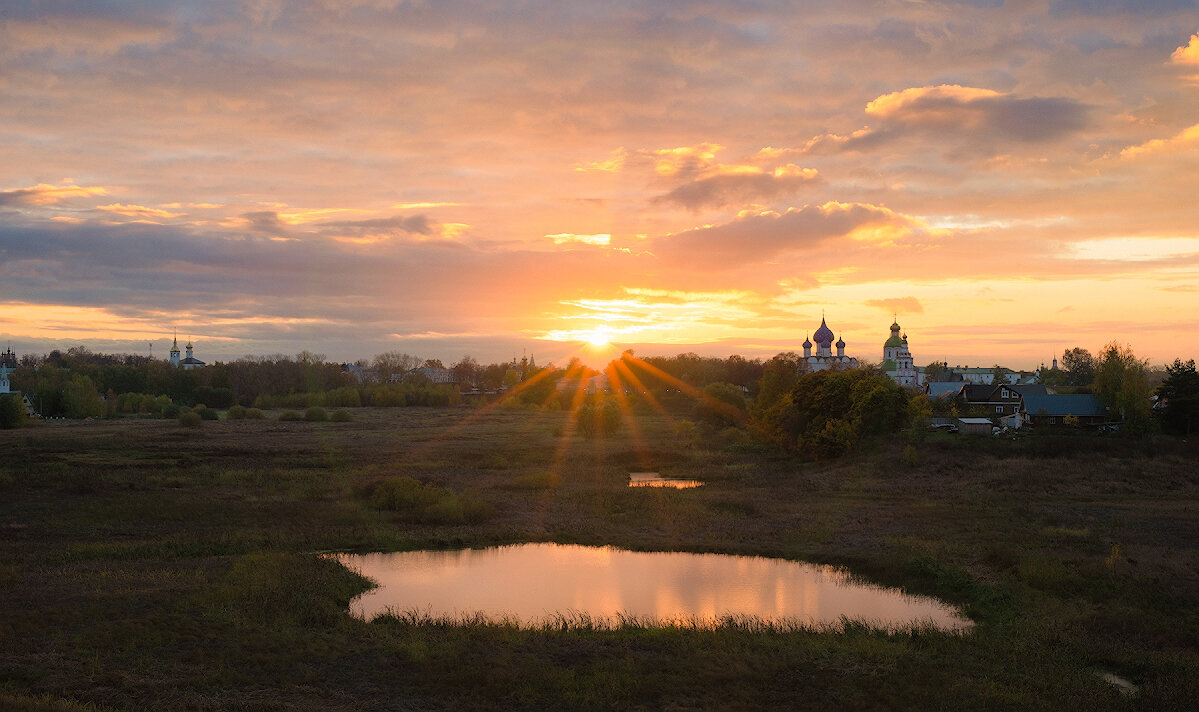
[0,183,108,207]
[97,203,184,219]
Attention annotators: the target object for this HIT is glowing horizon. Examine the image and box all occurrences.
[2,2,1197,370]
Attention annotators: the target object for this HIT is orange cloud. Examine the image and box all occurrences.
[1120,124,1199,159]
[97,203,184,219]
[0,183,108,206]
[812,85,1091,149]
[1170,32,1199,65]
[547,233,611,246]
[865,85,1002,119]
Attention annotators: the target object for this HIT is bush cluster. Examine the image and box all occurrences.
[576,398,622,439]
[0,395,26,429]
[752,369,909,459]
[368,476,492,524]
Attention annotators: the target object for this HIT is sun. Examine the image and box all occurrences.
[583,326,612,347]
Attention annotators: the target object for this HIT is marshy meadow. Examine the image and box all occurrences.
[1,406,1197,710]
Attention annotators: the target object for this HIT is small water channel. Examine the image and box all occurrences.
[336,544,971,631]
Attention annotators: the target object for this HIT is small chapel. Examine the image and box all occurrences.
[168,336,206,370]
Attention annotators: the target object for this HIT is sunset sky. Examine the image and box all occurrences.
[2,1,1197,369]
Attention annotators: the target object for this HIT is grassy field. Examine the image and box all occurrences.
[1,406,1196,710]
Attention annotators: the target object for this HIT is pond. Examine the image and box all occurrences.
[335,544,971,631]
[628,471,703,489]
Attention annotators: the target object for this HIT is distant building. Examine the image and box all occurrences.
[925,382,966,400]
[0,347,15,394]
[169,335,205,370]
[880,319,920,388]
[948,367,999,385]
[1,347,36,416]
[801,316,858,372]
[405,366,455,384]
[957,417,995,436]
[1021,394,1108,427]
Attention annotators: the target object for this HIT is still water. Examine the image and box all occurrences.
[336,544,970,631]
[628,472,704,489]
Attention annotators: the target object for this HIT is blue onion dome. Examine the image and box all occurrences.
[813,317,835,344]
[803,334,812,348]
[836,334,846,348]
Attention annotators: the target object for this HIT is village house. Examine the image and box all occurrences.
[1021,393,1108,427]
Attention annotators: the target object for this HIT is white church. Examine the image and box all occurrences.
[799,315,923,388]
[801,316,859,371]
[169,336,206,370]
[880,319,920,388]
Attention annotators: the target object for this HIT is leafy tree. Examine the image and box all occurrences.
[907,393,933,431]
[372,351,421,383]
[694,382,747,426]
[0,394,25,429]
[61,373,104,418]
[451,355,483,389]
[1156,358,1199,435]
[752,368,908,458]
[576,398,622,438]
[991,365,1008,386]
[1093,342,1151,429]
[923,361,956,382]
[1061,347,1095,387]
[753,352,804,415]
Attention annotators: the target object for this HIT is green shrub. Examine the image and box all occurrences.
[368,476,492,524]
[694,382,747,426]
[195,407,219,420]
[0,395,25,429]
[576,398,622,438]
[161,403,182,418]
[278,410,305,421]
[245,407,266,420]
[227,404,247,420]
[305,406,329,422]
[675,419,696,439]
[330,409,353,422]
[179,412,202,427]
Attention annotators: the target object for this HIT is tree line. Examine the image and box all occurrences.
[3,342,1196,442]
